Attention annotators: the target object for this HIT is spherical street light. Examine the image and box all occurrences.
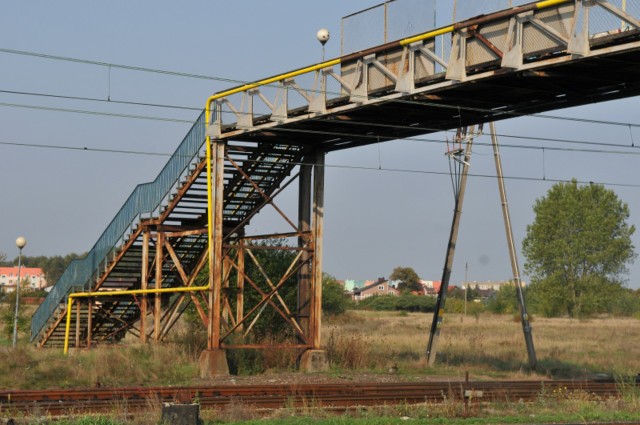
[12,236,27,348]
[16,237,27,250]
[316,28,330,62]
[316,28,330,46]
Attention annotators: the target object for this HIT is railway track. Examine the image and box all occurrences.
[0,378,634,416]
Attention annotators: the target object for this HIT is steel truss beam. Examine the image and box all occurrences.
[202,146,324,351]
[207,0,640,145]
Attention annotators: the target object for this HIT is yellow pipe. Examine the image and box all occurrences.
[63,297,74,355]
[205,58,341,108]
[400,25,455,46]
[63,284,209,354]
[202,0,569,112]
[536,0,572,9]
[70,285,210,299]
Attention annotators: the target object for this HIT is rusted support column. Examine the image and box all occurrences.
[236,238,245,331]
[200,139,229,377]
[75,299,81,349]
[297,158,312,339]
[300,151,328,372]
[86,298,93,349]
[222,255,231,325]
[311,151,325,349]
[154,231,164,342]
[208,140,225,350]
[141,229,149,343]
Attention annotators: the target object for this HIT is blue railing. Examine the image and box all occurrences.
[31,111,206,341]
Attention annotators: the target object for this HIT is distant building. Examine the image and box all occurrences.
[0,267,48,293]
[419,280,442,296]
[462,280,526,299]
[463,280,525,291]
[340,279,374,293]
[352,278,399,301]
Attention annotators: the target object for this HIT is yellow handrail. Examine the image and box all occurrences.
[203,0,572,113]
[536,0,571,9]
[63,284,209,354]
[399,25,455,46]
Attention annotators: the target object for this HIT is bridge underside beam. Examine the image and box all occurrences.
[226,47,640,151]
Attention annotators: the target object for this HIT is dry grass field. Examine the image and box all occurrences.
[324,311,640,379]
[0,309,639,390]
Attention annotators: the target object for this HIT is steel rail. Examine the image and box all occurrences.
[0,379,632,417]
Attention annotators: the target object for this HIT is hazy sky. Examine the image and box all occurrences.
[1,1,639,290]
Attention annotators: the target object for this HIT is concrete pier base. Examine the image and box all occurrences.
[198,349,229,378]
[160,403,200,425]
[299,349,329,372]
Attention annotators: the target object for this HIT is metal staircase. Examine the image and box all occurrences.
[32,115,305,347]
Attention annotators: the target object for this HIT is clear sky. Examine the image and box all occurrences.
[1,1,639,289]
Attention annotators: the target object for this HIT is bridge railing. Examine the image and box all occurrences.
[31,111,206,341]
[205,0,640,139]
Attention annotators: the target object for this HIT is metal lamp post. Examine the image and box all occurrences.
[12,236,27,348]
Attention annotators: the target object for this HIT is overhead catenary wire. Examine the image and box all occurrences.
[3,46,640,129]
[2,41,640,191]
[0,101,193,124]
[2,111,640,158]
[0,47,244,85]
[2,86,640,154]
[2,138,640,190]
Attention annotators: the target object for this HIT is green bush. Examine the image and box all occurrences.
[357,294,436,313]
[486,285,519,314]
[322,274,353,315]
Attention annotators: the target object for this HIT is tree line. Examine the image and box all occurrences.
[357,179,640,318]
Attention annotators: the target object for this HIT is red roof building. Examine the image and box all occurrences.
[0,267,48,292]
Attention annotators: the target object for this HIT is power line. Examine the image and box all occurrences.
[0,101,193,124]
[2,138,640,189]
[0,140,173,157]
[0,89,201,112]
[322,117,640,151]
[1,94,639,155]
[1,99,639,159]
[0,47,243,85]
[3,46,640,129]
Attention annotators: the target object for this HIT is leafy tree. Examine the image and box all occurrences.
[357,293,436,312]
[448,285,481,300]
[486,284,519,314]
[395,292,436,312]
[227,239,299,340]
[357,295,398,311]
[389,266,421,292]
[1,291,28,339]
[522,180,636,317]
[322,273,352,315]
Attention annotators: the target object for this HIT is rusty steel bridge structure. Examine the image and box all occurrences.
[31,0,640,375]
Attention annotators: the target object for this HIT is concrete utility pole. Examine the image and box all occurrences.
[426,126,475,365]
[489,122,537,369]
